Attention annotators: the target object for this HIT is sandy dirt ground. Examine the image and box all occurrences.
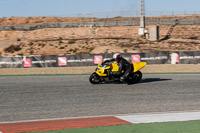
[0,64,200,75]
[1,15,200,56]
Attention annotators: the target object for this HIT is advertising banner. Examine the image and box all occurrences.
[139,51,170,64]
[131,55,141,63]
[0,56,23,68]
[0,51,200,68]
[58,57,67,66]
[66,54,94,67]
[23,58,32,68]
[26,55,58,67]
[178,51,200,64]
[94,55,103,64]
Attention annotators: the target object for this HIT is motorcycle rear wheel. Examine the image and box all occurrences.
[89,72,100,84]
[127,71,142,84]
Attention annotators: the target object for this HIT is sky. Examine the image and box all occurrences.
[0,0,200,18]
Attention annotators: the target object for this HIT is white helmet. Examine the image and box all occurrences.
[113,53,121,60]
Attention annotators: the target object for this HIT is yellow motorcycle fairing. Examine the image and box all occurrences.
[95,62,120,77]
[112,62,147,73]
[133,62,147,72]
[95,62,147,77]
[110,63,119,72]
[95,63,110,77]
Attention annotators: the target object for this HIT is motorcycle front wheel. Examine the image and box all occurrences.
[89,72,101,84]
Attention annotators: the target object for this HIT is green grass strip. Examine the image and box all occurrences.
[24,120,200,133]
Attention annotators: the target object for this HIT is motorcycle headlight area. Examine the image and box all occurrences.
[96,66,101,70]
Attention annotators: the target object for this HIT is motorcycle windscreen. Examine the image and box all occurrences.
[133,62,147,72]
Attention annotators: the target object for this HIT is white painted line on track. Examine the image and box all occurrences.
[116,111,200,124]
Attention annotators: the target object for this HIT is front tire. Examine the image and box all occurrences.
[89,73,100,84]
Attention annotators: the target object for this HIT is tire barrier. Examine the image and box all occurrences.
[0,51,199,68]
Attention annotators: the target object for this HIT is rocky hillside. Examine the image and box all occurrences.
[0,15,200,56]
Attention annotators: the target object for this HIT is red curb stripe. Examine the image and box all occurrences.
[0,116,131,133]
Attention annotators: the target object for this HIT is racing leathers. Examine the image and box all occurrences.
[103,57,133,81]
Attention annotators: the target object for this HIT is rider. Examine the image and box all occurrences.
[103,53,133,81]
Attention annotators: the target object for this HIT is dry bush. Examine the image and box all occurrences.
[4,45,22,53]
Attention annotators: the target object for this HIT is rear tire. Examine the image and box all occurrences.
[127,71,142,84]
[89,73,100,84]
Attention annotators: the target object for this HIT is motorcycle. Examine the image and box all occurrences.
[89,61,147,84]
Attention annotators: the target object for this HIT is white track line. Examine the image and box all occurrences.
[116,111,200,124]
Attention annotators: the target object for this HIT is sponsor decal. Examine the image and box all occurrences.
[180,56,200,59]
[23,58,32,68]
[0,61,22,65]
[94,55,103,64]
[132,55,141,63]
[58,57,67,66]
[68,59,93,63]
[31,60,57,64]
[141,56,168,61]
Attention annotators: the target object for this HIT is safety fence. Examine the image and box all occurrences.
[1,19,200,31]
[0,51,199,68]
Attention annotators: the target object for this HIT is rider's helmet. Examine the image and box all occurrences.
[113,53,122,62]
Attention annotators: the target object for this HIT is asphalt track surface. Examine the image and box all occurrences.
[0,74,200,123]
